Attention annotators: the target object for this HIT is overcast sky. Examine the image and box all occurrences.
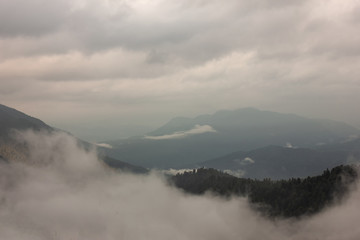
[1,0,359,141]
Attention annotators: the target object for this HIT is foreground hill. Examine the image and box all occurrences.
[0,104,146,173]
[0,104,52,139]
[171,165,358,218]
[199,145,360,179]
[106,108,359,169]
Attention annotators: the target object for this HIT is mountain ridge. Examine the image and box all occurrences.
[0,104,52,137]
[148,108,358,139]
[0,103,147,173]
[198,144,359,179]
[106,108,359,169]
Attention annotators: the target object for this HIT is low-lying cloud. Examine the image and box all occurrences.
[163,168,196,175]
[242,157,255,164]
[95,143,113,149]
[1,130,360,239]
[224,169,246,178]
[234,157,255,165]
[144,124,216,140]
[285,142,296,148]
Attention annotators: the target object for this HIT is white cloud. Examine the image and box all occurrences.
[285,142,296,148]
[144,124,216,140]
[224,169,246,178]
[163,168,196,175]
[1,130,360,239]
[242,157,255,164]
[95,143,113,149]
[234,157,255,165]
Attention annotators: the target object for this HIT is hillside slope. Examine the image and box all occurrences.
[0,104,146,173]
[0,104,52,138]
[171,165,358,218]
[199,145,359,179]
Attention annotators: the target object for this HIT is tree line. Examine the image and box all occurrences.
[170,165,358,218]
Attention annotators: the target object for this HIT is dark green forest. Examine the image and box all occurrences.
[171,165,358,218]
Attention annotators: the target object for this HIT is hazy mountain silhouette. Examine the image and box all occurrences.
[198,145,359,179]
[317,138,360,152]
[106,108,359,169]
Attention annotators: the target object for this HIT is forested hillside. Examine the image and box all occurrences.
[171,165,358,218]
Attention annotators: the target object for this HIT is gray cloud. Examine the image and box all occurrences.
[1,130,360,239]
[1,0,360,140]
[0,0,69,37]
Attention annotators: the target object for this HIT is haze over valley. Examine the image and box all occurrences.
[0,104,359,239]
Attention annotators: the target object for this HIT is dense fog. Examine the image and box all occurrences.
[0,130,359,239]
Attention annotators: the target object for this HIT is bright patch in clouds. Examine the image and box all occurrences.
[144,124,216,140]
[96,143,113,149]
[234,157,255,165]
[224,169,246,178]
[163,168,196,175]
[285,142,297,148]
[242,157,255,164]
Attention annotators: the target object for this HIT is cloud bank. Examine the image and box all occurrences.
[1,131,360,239]
[144,124,216,140]
[1,0,360,141]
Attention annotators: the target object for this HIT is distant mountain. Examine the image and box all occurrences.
[0,104,52,138]
[106,108,359,169]
[0,104,146,173]
[149,108,357,143]
[147,108,358,142]
[317,138,360,152]
[198,145,359,179]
